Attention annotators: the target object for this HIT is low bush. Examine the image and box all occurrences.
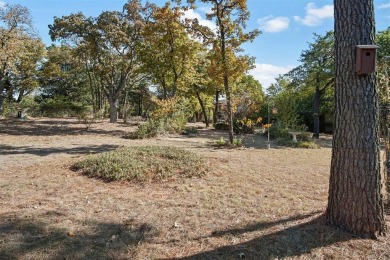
[267,122,290,140]
[276,139,319,149]
[128,119,160,139]
[75,107,105,130]
[72,146,208,182]
[214,122,229,130]
[128,117,185,139]
[299,132,313,142]
[184,126,198,135]
[128,97,192,139]
[214,137,242,148]
[266,122,318,148]
[233,117,255,134]
[296,141,320,149]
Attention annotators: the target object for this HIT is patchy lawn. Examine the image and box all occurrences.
[0,117,389,259]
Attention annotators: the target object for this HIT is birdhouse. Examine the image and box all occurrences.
[356,45,379,76]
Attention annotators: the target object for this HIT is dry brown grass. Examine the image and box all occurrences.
[0,117,389,259]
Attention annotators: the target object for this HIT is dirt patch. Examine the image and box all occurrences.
[0,118,388,259]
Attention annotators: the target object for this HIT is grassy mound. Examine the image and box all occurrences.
[72,146,208,182]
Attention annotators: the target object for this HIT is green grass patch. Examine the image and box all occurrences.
[72,146,208,182]
[214,137,243,148]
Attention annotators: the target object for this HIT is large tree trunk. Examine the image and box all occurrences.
[381,104,390,198]
[326,0,386,237]
[196,90,209,127]
[109,98,118,123]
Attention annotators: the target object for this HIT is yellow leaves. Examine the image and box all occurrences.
[151,97,179,119]
[262,123,272,129]
[239,117,254,128]
[67,231,76,237]
[235,0,248,10]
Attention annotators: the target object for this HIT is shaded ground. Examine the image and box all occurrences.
[0,117,388,259]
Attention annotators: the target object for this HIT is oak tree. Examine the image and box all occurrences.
[180,0,259,143]
[0,3,37,114]
[49,0,146,122]
[141,2,198,99]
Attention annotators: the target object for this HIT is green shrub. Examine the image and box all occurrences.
[76,106,97,130]
[184,126,198,135]
[128,119,160,139]
[214,136,242,148]
[276,139,319,149]
[129,97,192,139]
[38,97,88,117]
[267,122,308,140]
[72,146,208,182]
[214,122,229,130]
[296,141,319,149]
[232,137,243,146]
[267,122,290,140]
[19,96,40,117]
[233,117,255,134]
[299,132,313,142]
[266,122,317,148]
[93,109,105,121]
[215,136,228,146]
[1,102,18,118]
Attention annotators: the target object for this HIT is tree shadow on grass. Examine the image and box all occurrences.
[0,211,158,259]
[174,213,358,260]
[0,118,127,137]
[0,144,120,156]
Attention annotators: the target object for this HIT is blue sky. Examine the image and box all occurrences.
[1,0,389,88]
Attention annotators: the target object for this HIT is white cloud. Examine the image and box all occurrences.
[249,63,294,89]
[378,3,390,9]
[0,1,6,8]
[294,3,333,26]
[258,16,290,33]
[198,6,212,14]
[182,9,216,31]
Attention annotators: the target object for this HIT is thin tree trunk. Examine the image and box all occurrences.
[326,0,386,237]
[0,82,4,115]
[224,76,234,143]
[313,76,320,139]
[123,93,128,123]
[220,27,233,143]
[196,90,209,127]
[213,90,219,124]
[86,66,97,113]
[138,93,142,116]
[16,89,24,103]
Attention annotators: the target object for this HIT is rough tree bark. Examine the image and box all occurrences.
[108,94,118,123]
[326,0,387,237]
